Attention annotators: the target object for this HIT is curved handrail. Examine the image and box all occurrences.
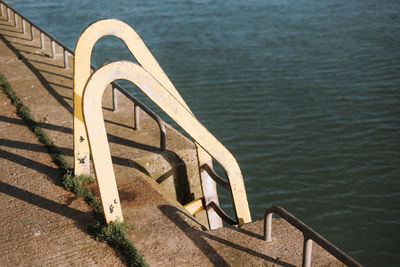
[74,18,179,175]
[200,163,229,190]
[76,19,250,226]
[207,201,237,225]
[264,206,362,267]
[82,60,251,224]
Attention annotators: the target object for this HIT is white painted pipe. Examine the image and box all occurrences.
[302,238,313,267]
[40,32,45,50]
[14,12,18,27]
[0,3,4,17]
[64,50,69,69]
[51,40,56,57]
[22,19,26,33]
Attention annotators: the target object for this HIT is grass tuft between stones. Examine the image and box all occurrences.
[0,74,148,267]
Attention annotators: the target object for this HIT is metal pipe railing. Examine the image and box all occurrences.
[264,205,362,267]
[200,163,230,190]
[0,1,166,150]
[111,81,166,150]
[207,201,237,225]
[200,163,244,226]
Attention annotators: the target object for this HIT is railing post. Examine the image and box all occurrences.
[51,40,56,57]
[264,212,273,241]
[0,3,4,17]
[302,237,313,267]
[29,23,34,41]
[134,104,140,130]
[40,32,45,50]
[14,12,18,27]
[7,7,11,22]
[112,85,118,111]
[199,157,223,229]
[22,18,27,33]
[64,50,69,69]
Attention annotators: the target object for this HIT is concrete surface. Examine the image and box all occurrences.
[0,86,126,266]
[0,5,347,266]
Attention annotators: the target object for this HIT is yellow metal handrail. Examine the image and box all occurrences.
[75,19,251,225]
[73,19,225,229]
[83,61,251,223]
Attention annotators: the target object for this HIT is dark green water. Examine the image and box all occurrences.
[6,0,400,265]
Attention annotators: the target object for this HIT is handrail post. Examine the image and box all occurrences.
[134,104,140,129]
[7,7,11,22]
[112,85,118,111]
[64,50,70,69]
[0,3,4,17]
[51,40,56,57]
[264,212,273,242]
[198,158,223,229]
[14,12,18,27]
[22,18,26,33]
[40,32,45,50]
[302,237,313,267]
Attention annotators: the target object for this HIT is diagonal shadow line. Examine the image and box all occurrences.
[0,29,30,41]
[0,23,21,31]
[200,232,295,267]
[0,180,89,222]
[105,119,135,130]
[0,115,72,134]
[0,115,158,152]
[0,138,48,153]
[61,95,72,101]
[35,68,73,80]
[0,115,188,184]
[158,204,229,266]
[0,138,151,177]
[48,81,72,90]
[0,147,62,186]
[0,109,191,203]
[231,224,265,240]
[5,35,43,49]
[2,18,16,28]
[159,205,296,267]
[0,34,72,114]
[27,57,66,69]
[15,46,51,57]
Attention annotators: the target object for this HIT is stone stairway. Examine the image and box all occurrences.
[0,3,346,266]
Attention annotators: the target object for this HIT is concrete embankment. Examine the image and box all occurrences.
[0,4,345,266]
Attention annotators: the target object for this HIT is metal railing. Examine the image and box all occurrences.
[110,82,166,150]
[200,163,239,225]
[264,206,362,267]
[0,1,166,150]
